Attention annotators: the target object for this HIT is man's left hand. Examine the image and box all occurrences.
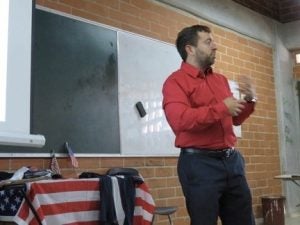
[238,75,256,100]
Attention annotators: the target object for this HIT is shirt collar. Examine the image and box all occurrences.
[180,61,213,78]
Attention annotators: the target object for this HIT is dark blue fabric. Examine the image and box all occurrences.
[177,150,255,225]
[99,174,143,225]
[99,176,118,225]
[117,176,136,225]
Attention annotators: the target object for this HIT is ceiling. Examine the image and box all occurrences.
[232,0,300,23]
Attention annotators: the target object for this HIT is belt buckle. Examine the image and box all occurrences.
[224,148,233,158]
[225,149,230,158]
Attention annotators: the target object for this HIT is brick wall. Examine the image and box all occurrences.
[0,0,282,224]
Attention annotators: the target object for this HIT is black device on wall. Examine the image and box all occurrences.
[135,101,147,118]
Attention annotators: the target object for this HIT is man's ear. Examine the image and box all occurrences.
[185,45,195,56]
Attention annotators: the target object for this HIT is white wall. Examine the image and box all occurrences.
[273,28,300,214]
[280,20,300,50]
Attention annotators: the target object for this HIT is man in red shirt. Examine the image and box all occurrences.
[162,25,256,225]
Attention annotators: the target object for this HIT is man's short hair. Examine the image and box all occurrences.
[176,25,211,61]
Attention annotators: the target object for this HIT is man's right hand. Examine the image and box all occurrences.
[223,97,246,116]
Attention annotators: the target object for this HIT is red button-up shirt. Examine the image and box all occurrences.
[162,62,255,149]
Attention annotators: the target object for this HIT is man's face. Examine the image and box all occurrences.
[193,31,217,69]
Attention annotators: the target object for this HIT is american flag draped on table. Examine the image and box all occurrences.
[0,186,25,222]
[13,178,155,225]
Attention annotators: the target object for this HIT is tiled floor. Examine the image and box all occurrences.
[286,215,300,225]
[255,215,300,225]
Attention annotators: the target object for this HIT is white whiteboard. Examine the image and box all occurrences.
[118,31,181,155]
[118,31,241,155]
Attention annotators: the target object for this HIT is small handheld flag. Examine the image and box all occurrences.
[50,150,61,175]
[65,142,79,168]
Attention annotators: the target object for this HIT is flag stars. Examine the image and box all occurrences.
[4,197,9,204]
[15,196,21,203]
[0,188,24,218]
[10,204,17,212]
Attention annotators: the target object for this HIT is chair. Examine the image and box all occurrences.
[106,167,177,225]
[106,167,139,176]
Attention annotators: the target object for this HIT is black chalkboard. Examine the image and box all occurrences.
[0,9,120,154]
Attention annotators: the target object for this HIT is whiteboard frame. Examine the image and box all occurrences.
[117,31,182,156]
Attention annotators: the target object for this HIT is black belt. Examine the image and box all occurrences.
[181,147,235,158]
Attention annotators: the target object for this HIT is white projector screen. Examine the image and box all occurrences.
[0,0,45,148]
[0,0,9,122]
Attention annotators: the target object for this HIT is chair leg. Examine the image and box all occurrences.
[152,212,174,225]
[151,214,155,225]
[168,214,173,225]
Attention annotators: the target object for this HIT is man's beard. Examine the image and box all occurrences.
[197,55,215,69]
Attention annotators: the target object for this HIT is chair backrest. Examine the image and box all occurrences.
[106,167,139,176]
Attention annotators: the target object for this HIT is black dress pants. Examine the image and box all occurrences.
[177,149,256,225]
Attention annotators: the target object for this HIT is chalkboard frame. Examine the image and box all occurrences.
[0,7,121,156]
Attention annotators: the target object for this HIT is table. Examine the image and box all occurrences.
[274,174,300,188]
[275,174,300,207]
[13,178,155,225]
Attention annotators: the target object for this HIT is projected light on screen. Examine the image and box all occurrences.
[0,0,9,122]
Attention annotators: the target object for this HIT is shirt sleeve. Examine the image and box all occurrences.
[162,77,231,134]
